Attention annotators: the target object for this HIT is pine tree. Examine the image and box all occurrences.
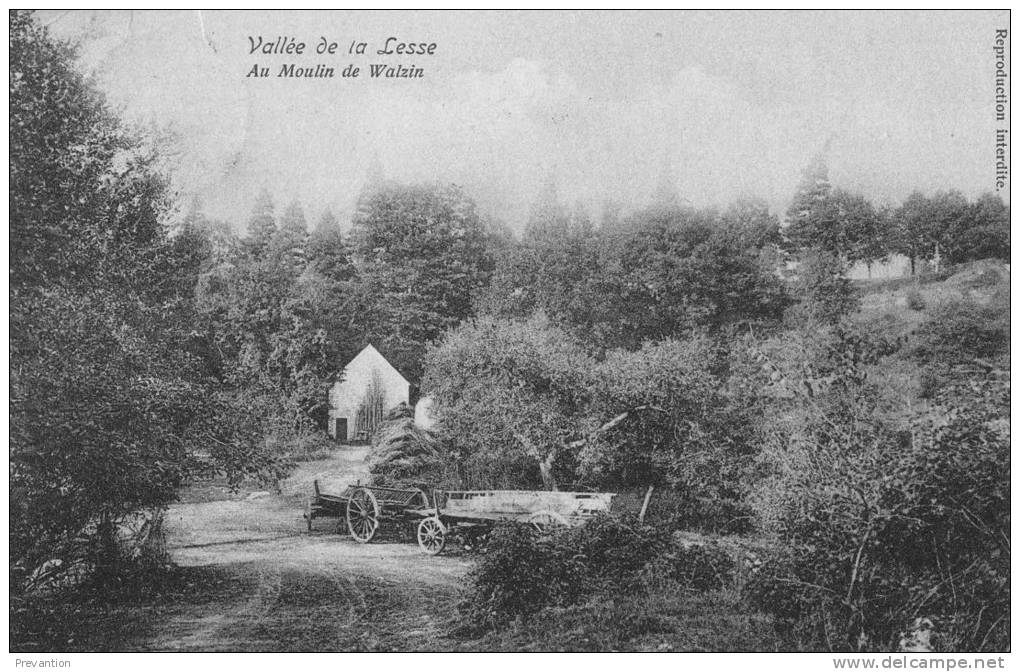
[270,199,309,269]
[246,189,277,257]
[784,153,832,252]
[308,209,353,281]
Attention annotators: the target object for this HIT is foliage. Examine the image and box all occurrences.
[368,408,445,486]
[245,189,278,258]
[784,153,832,251]
[787,249,861,326]
[462,582,776,652]
[601,206,790,348]
[905,288,925,311]
[478,203,610,344]
[422,314,595,489]
[306,209,353,281]
[747,323,1009,652]
[463,515,740,631]
[349,181,493,381]
[892,190,1010,267]
[584,339,761,531]
[787,187,891,265]
[462,516,669,625]
[480,199,789,350]
[422,316,763,526]
[912,296,1009,367]
[9,11,286,591]
[911,293,1009,398]
[639,540,736,593]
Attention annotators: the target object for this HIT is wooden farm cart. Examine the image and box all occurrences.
[415,489,616,555]
[304,480,430,542]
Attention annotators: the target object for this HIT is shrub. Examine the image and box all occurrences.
[368,411,444,485]
[912,295,1009,399]
[747,357,1009,651]
[905,289,925,311]
[463,515,736,628]
[641,540,735,593]
[462,523,587,626]
[912,297,1009,367]
[788,250,861,326]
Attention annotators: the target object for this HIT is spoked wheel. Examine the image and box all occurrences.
[527,510,569,534]
[417,517,447,555]
[346,487,380,543]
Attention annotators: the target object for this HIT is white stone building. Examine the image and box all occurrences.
[328,344,410,442]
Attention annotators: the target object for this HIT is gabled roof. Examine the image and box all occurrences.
[338,344,410,386]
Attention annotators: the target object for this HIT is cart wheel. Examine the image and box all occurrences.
[527,510,569,534]
[304,497,314,531]
[417,517,446,555]
[346,487,380,543]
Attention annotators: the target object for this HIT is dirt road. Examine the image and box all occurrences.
[149,446,472,651]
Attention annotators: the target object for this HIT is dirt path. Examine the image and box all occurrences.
[145,447,472,651]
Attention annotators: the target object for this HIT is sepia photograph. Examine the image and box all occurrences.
[8,9,1011,660]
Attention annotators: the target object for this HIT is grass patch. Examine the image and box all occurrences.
[457,586,778,652]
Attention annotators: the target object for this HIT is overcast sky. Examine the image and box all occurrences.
[42,10,1010,232]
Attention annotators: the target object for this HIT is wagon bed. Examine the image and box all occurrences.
[414,489,616,555]
[304,480,428,542]
[432,489,614,523]
[304,480,615,556]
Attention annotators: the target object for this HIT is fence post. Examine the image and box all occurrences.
[638,485,655,523]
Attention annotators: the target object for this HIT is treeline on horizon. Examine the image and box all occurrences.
[179,152,1009,374]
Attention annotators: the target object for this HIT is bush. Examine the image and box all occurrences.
[905,288,925,311]
[368,413,445,486]
[788,250,861,325]
[912,297,1009,367]
[747,364,1009,651]
[462,523,587,626]
[640,540,735,593]
[463,515,739,628]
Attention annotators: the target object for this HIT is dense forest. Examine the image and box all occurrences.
[10,11,1010,652]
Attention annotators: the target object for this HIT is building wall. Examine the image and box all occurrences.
[328,345,410,441]
[847,254,913,281]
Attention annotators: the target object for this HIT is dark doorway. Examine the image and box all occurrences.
[335,418,348,442]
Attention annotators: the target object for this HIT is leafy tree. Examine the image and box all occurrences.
[9,11,283,589]
[893,191,1009,272]
[424,315,763,528]
[830,189,889,267]
[926,190,970,266]
[422,314,596,490]
[892,191,935,274]
[947,192,1010,264]
[722,197,783,249]
[584,338,762,530]
[603,206,790,347]
[787,184,890,266]
[480,197,610,343]
[349,182,493,381]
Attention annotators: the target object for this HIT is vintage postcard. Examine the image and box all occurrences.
[9,9,1011,665]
